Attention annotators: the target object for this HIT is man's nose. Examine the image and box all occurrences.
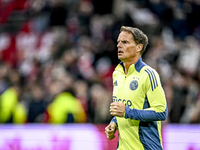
[117,42,121,48]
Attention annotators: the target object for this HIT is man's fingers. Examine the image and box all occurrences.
[110,104,117,115]
[107,134,115,140]
[110,102,117,106]
[105,123,116,140]
[110,111,116,116]
[105,124,112,131]
[110,102,122,112]
[105,130,115,140]
[105,127,114,134]
[110,102,126,117]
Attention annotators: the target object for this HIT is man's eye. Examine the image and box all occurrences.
[123,41,127,44]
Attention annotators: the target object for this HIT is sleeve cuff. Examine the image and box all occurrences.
[124,106,133,119]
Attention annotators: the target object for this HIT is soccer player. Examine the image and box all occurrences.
[105,26,167,150]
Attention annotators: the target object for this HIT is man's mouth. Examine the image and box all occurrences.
[118,50,123,54]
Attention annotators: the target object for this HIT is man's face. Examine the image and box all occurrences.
[117,31,138,62]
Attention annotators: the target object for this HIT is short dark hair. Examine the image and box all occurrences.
[120,26,148,55]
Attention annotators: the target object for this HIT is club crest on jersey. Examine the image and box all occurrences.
[130,80,138,91]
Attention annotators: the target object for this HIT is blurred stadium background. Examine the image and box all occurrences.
[0,0,200,149]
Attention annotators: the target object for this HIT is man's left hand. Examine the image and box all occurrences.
[110,102,126,117]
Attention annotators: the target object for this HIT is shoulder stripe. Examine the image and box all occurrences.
[151,70,158,87]
[149,69,156,89]
[145,69,154,91]
[145,68,158,91]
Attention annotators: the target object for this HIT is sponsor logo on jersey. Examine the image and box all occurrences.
[113,96,132,107]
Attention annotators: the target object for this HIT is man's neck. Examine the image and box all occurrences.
[123,56,140,74]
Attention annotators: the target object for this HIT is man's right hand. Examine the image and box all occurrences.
[105,122,117,140]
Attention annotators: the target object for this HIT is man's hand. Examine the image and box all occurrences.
[105,122,117,140]
[110,102,126,117]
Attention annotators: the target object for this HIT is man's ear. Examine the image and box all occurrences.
[136,44,143,53]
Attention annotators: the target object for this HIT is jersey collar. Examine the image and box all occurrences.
[134,57,147,72]
[119,57,146,73]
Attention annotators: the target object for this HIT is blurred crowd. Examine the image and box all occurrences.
[0,0,200,124]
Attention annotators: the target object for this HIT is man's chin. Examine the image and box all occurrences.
[118,56,124,61]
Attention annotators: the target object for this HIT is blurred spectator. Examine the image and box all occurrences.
[92,0,113,15]
[169,71,188,123]
[89,83,112,123]
[49,1,68,27]
[72,79,89,121]
[27,84,47,123]
[0,63,9,94]
[177,36,200,76]
[180,76,200,123]
[0,84,27,124]
[46,80,86,123]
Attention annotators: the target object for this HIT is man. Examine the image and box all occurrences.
[105,26,167,150]
[0,84,27,124]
